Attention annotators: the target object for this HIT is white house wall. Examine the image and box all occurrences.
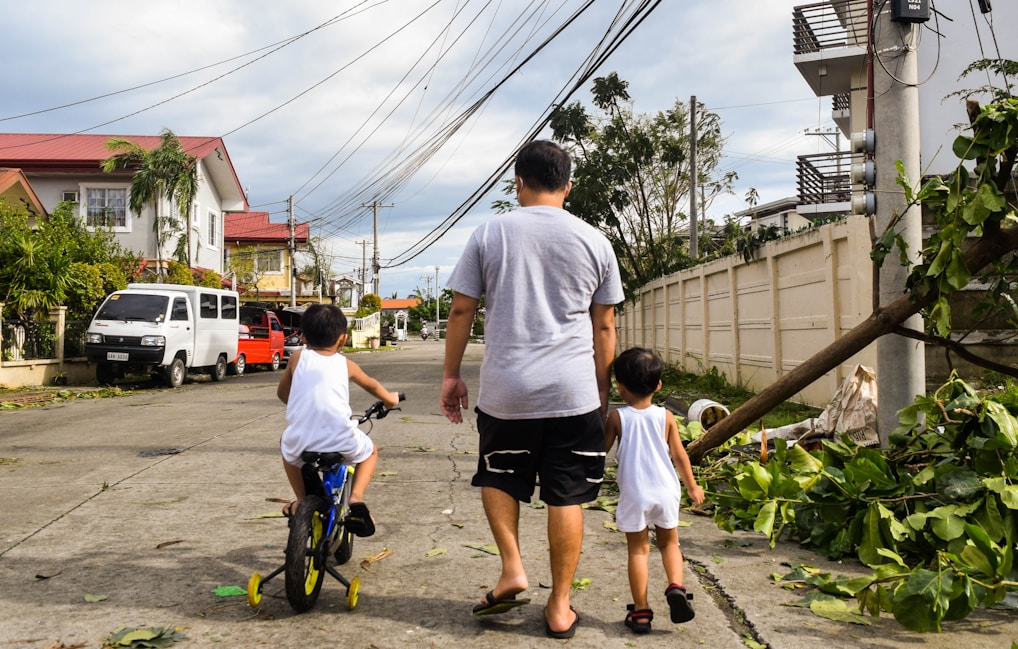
[23,165,227,274]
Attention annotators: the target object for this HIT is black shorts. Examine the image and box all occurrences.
[471,408,606,506]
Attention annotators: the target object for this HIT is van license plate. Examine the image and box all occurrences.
[107,352,129,361]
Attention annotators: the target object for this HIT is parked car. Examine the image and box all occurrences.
[272,306,306,363]
[232,307,285,375]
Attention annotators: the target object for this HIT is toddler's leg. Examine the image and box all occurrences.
[350,444,378,503]
[656,527,684,587]
[658,527,695,622]
[625,529,652,610]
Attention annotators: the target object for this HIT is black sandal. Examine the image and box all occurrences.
[666,584,695,623]
[624,604,653,634]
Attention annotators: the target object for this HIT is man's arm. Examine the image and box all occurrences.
[590,303,616,417]
[441,291,480,423]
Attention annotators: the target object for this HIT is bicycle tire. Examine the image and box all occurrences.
[284,495,330,613]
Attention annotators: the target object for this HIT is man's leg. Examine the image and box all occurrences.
[481,486,529,600]
[546,503,583,632]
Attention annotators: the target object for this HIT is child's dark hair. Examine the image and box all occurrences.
[300,303,347,348]
[613,347,663,397]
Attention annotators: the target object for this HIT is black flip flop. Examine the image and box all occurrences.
[545,607,579,639]
[472,590,531,615]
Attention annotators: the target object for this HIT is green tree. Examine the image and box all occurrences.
[101,128,199,274]
[549,72,736,299]
[356,293,382,318]
[0,201,137,321]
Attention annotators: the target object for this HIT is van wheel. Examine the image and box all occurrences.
[96,362,116,386]
[270,353,281,371]
[211,355,227,382]
[164,358,186,388]
[229,354,246,376]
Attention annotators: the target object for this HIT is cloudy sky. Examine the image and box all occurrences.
[2,0,830,299]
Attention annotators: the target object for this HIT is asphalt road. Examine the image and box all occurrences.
[1,341,1015,649]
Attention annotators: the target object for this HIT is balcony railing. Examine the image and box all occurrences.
[796,152,858,206]
[833,92,850,112]
[793,0,868,55]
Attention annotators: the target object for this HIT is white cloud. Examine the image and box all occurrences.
[3,0,831,298]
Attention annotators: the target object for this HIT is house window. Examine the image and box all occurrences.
[208,210,218,248]
[255,250,282,274]
[84,186,128,230]
[62,191,79,204]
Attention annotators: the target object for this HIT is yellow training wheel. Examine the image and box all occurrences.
[347,575,361,610]
[247,572,262,607]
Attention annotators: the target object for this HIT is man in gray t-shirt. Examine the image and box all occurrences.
[442,140,624,638]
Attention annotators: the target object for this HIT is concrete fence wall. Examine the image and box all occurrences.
[617,215,878,408]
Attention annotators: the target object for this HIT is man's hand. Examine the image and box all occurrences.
[441,377,469,423]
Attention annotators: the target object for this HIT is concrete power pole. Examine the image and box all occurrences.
[363,201,393,297]
[288,195,297,308]
[872,1,925,444]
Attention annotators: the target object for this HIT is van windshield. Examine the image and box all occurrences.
[95,294,171,323]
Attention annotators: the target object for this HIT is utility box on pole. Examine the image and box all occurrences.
[890,0,929,23]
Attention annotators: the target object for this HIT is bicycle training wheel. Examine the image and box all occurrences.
[347,575,362,610]
[284,495,330,612]
[247,572,262,608]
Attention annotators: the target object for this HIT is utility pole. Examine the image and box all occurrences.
[288,195,296,308]
[359,240,369,305]
[872,2,924,445]
[688,96,699,259]
[362,201,393,296]
[434,266,440,330]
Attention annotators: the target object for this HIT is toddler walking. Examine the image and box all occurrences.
[605,347,705,633]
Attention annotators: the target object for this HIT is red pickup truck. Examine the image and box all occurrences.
[230,307,285,375]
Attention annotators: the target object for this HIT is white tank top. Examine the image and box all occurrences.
[614,404,683,532]
[280,349,357,464]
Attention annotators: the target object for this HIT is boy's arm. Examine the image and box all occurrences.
[665,410,705,506]
[347,359,400,408]
[605,410,621,454]
[276,349,300,404]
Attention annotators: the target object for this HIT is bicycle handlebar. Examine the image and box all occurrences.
[358,392,406,423]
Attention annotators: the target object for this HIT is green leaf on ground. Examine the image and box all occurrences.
[213,585,247,598]
[425,548,447,557]
[85,593,108,602]
[809,599,872,625]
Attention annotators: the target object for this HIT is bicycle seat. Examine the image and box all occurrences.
[301,451,345,468]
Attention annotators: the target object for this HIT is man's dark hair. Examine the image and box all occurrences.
[612,347,663,397]
[514,140,571,193]
[300,303,348,348]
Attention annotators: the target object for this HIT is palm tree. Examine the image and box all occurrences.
[101,129,199,277]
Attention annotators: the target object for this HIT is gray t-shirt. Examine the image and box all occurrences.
[446,205,624,419]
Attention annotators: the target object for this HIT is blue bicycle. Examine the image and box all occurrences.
[247,394,404,613]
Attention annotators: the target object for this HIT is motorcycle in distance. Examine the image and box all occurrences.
[420,325,429,341]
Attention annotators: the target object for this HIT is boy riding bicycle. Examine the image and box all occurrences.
[276,303,399,536]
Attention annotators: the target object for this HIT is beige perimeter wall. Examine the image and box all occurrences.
[617,215,877,408]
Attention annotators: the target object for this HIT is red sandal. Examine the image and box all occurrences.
[624,604,653,634]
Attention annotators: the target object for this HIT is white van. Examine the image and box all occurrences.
[85,284,240,387]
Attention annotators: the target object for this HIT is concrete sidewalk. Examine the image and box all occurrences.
[0,342,1014,648]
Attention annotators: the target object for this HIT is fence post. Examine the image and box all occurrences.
[50,306,67,362]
